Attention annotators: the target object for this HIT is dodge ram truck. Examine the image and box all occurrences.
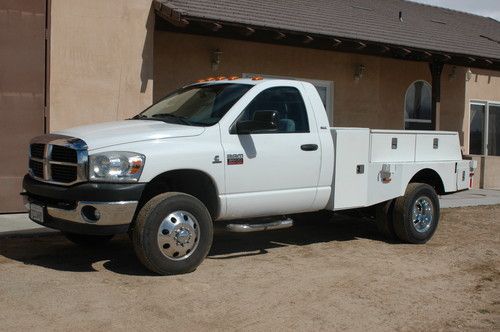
[22,77,476,275]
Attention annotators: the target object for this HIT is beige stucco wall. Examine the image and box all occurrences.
[49,0,154,131]
[154,31,432,129]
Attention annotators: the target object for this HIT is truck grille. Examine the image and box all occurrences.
[28,135,88,186]
[51,145,78,163]
[30,143,45,159]
[29,159,44,178]
[51,164,78,183]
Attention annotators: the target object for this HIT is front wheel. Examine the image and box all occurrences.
[393,183,440,244]
[132,192,213,275]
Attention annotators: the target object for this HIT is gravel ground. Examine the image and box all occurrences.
[0,205,498,331]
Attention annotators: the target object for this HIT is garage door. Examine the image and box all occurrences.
[0,0,46,212]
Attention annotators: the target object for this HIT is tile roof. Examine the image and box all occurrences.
[157,0,500,61]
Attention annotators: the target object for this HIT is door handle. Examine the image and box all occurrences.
[301,144,318,151]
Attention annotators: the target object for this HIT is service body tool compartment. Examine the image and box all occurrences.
[330,128,370,210]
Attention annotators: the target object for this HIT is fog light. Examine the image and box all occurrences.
[81,205,100,223]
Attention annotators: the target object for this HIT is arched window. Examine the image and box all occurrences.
[404,80,432,130]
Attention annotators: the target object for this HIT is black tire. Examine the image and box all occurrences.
[63,232,114,246]
[393,183,440,244]
[132,192,213,275]
[375,199,397,240]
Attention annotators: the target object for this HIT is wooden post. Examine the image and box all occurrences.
[429,62,444,130]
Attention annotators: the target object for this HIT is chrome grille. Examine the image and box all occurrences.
[51,145,78,163]
[29,159,44,178]
[28,135,88,186]
[30,143,45,159]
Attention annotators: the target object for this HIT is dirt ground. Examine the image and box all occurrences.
[0,205,498,331]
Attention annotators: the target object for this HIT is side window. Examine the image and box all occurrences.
[238,87,309,133]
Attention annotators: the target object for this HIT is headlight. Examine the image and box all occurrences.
[89,152,145,182]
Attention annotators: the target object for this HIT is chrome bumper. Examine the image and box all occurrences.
[25,198,138,226]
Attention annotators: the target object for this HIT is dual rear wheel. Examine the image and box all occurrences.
[376,183,440,244]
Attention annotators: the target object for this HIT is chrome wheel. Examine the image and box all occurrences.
[157,210,200,260]
[412,196,434,233]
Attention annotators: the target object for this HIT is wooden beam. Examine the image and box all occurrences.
[241,27,256,37]
[429,62,444,131]
[273,31,286,40]
[399,48,412,56]
[356,41,367,50]
[332,38,342,47]
[303,35,314,44]
[201,22,222,32]
[378,45,390,53]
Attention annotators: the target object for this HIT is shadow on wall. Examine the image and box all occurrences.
[140,4,155,94]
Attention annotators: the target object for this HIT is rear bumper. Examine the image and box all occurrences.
[22,175,146,235]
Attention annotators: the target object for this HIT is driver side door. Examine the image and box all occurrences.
[220,84,321,219]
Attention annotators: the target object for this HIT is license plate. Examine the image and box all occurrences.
[29,203,45,223]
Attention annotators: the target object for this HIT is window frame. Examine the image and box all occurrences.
[469,99,500,156]
[403,80,433,129]
[242,73,334,124]
[230,86,311,135]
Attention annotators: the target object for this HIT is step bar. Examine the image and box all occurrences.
[226,218,293,233]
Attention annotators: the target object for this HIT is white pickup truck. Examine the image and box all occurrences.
[23,78,475,275]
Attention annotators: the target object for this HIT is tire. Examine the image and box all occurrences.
[63,232,114,246]
[132,192,213,275]
[375,199,397,240]
[393,183,440,244]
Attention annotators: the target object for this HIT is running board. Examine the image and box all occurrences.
[226,218,293,233]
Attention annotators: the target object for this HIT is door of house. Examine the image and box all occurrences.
[0,1,46,212]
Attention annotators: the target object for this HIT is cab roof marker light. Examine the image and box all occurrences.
[228,76,240,80]
[252,76,264,81]
[216,76,227,81]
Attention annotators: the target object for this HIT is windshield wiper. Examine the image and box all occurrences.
[150,113,196,126]
[130,114,148,120]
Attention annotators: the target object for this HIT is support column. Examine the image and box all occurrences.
[429,62,444,131]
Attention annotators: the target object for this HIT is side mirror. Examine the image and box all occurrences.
[236,110,279,134]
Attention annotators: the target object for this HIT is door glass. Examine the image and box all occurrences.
[469,104,485,155]
[239,87,309,133]
[488,104,500,156]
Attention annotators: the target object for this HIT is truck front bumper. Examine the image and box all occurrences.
[22,175,146,235]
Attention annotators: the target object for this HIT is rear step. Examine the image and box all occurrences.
[226,218,293,233]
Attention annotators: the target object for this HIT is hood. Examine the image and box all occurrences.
[55,120,206,150]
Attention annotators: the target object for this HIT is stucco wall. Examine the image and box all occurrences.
[154,31,432,129]
[49,0,154,131]
[440,65,467,149]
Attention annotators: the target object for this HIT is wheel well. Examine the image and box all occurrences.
[137,170,219,220]
[409,168,445,195]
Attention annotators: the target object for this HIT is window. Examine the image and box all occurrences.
[404,80,432,130]
[470,101,500,156]
[137,83,252,126]
[237,87,309,133]
[242,73,333,123]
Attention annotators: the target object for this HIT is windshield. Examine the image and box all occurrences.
[134,83,252,126]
